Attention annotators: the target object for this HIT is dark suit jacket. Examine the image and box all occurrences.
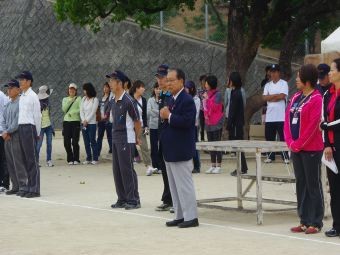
[160,89,196,162]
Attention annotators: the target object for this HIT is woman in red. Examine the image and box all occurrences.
[284,64,324,234]
[321,58,340,237]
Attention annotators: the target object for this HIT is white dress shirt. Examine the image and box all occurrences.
[18,87,42,134]
[80,97,99,124]
[0,91,10,136]
[169,88,184,123]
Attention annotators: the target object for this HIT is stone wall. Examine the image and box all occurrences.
[0,0,277,127]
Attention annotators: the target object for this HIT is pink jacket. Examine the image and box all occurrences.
[203,89,223,126]
[284,90,323,152]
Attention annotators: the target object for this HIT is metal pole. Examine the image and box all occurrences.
[205,3,209,41]
[160,11,164,31]
[305,28,309,55]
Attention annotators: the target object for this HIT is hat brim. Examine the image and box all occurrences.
[38,93,49,100]
[155,73,167,78]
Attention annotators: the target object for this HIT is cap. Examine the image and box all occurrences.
[265,64,272,72]
[69,83,77,90]
[38,85,53,100]
[269,64,280,72]
[317,63,330,79]
[106,70,126,82]
[15,71,33,81]
[4,79,19,88]
[185,80,196,89]
[155,64,169,77]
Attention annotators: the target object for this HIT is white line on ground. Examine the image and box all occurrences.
[2,194,340,247]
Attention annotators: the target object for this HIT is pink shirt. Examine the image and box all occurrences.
[284,90,323,152]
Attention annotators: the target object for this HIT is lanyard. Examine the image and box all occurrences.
[292,91,314,117]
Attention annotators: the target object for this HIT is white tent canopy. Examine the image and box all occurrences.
[321,26,340,53]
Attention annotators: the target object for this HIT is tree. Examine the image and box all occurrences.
[54,0,340,136]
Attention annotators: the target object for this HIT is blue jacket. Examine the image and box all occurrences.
[160,90,196,162]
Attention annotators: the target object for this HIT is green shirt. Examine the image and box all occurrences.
[62,96,81,122]
[41,108,51,128]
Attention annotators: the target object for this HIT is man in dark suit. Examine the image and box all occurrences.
[160,68,199,228]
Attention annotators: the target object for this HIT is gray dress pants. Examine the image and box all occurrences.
[4,132,27,191]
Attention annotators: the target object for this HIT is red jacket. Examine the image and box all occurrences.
[284,90,323,152]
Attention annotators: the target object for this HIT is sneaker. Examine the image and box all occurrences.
[83,161,91,165]
[125,203,141,210]
[192,169,200,174]
[211,167,221,174]
[68,161,74,165]
[325,228,340,237]
[146,166,156,176]
[205,167,215,174]
[0,186,7,193]
[5,189,18,195]
[155,169,162,174]
[46,161,54,167]
[111,201,126,209]
[264,158,273,163]
[290,224,307,233]
[155,203,172,211]
[73,161,80,165]
[305,226,321,234]
[284,159,290,164]
[169,207,175,213]
[91,161,98,165]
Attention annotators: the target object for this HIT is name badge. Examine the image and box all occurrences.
[292,117,298,124]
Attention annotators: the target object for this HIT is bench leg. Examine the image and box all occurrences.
[256,149,263,225]
[237,151,243,209]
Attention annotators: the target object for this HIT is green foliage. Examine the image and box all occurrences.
[54,0,195,31]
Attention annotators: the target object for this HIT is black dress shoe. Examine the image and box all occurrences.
[166,218,184,227]
[111,201,126,209]
[178,218,199,228]
[16,191,27,197]
[325,228,340,237]
[25,192,40,198]
[5,190,18,195]
[230,169,247,176]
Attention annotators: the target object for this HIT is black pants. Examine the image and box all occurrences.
[63,121,80,163]
[207,129,222,164]
[0,137,9,189]
[199,110,205,141]
[158,140,172,205]
[112,143,139,205]
[291,151,324,228]
[265,121,289,160]
[18,125,40,193]
[149,129,160,169]
[229,125,248,172]
[327,147,340,231]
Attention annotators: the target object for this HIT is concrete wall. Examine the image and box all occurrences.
[0,0,273,127]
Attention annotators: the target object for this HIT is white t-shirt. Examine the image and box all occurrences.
[263,79,288,122]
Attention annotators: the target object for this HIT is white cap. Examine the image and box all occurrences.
[69,83,77,89]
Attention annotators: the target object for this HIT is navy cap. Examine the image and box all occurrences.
[106,70,126,82]
[185,80,196,89]
[155,64,169,77]
[269,64,280,72]
[4,79,19,88]
[15,71,33,81]
[265,64,272,72]
[317,63,330,79]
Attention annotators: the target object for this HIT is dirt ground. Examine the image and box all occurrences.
[1,134,339,255]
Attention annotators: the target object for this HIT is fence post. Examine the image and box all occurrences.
[160,11,164,31]
[205,3,209,41]
[304,28,309,55]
